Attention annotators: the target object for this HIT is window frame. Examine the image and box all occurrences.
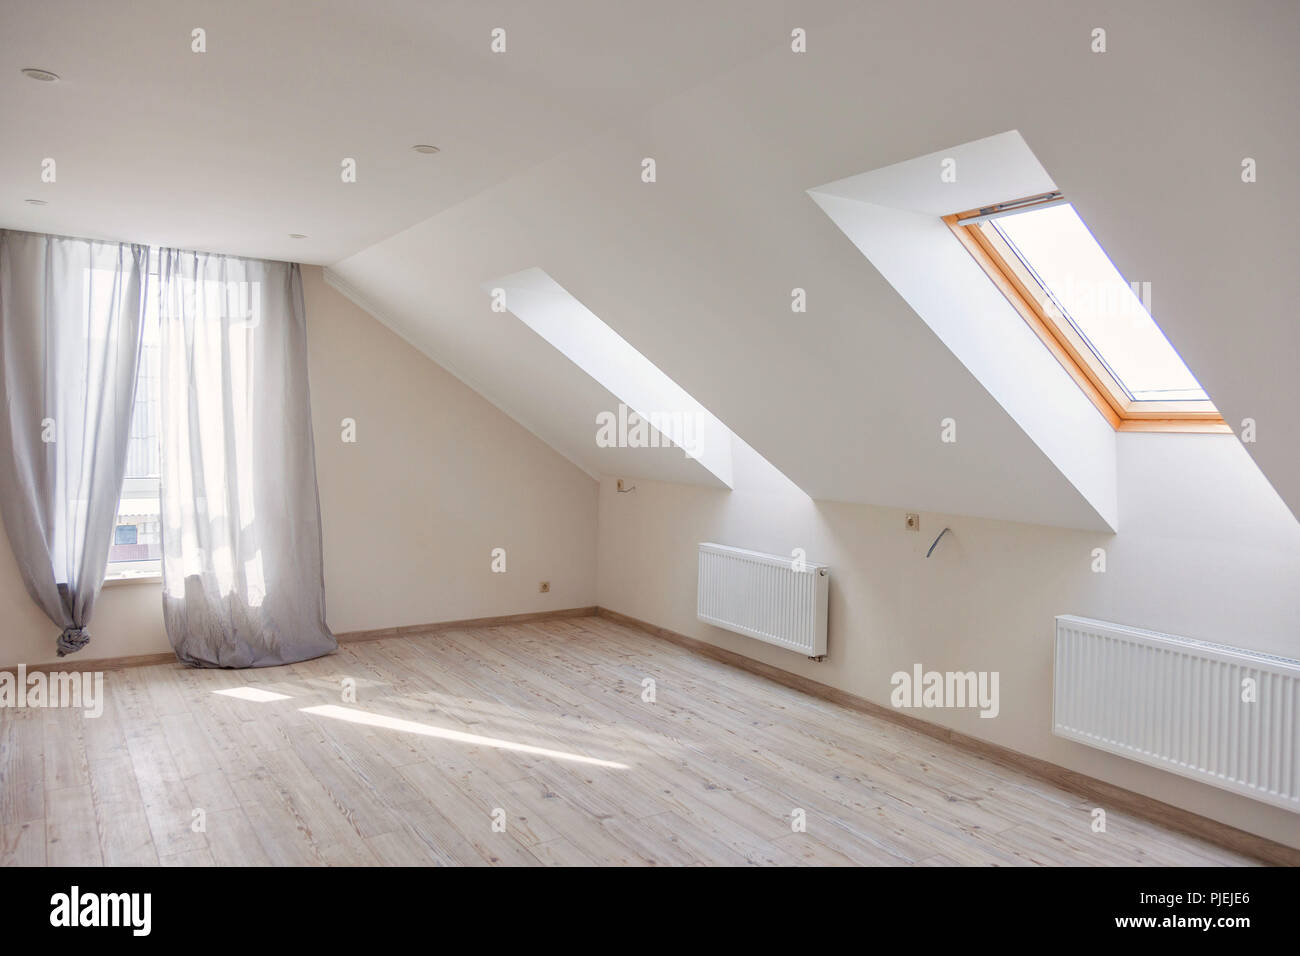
[944,201,1228,434]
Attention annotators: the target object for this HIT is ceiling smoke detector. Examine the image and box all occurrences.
[21,68,60,82]
[411,144,440,154]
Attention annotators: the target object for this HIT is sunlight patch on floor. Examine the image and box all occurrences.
[212,686,292,702]
[300,703,629,769]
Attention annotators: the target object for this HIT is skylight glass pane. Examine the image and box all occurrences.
[994,204,1208,402]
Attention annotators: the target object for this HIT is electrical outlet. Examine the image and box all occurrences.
[905,513,920,532]
[538,581,550,593]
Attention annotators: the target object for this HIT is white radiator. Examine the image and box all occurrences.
[1053,615,1300,813]
[697,543,829,658]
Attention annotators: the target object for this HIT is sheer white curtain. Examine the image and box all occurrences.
[158,249,334,667]
[0,230,148,656]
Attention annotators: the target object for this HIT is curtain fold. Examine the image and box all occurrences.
[158,249,335,667]
[0,229,148,656]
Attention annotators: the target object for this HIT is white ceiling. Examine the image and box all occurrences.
[6,0,1299,530]
[1,0,789,263]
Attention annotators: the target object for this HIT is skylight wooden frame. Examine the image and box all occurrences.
[944,207,1229,434]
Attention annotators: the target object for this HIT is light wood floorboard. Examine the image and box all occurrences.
[0,617,1262,866]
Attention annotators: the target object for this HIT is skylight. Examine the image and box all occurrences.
[945,197,1225,432]
[993,204,1206,402]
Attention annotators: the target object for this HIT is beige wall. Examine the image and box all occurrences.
[0,265,598,667]
[595,433,1300,850]
[305,266,597,632]
[3,260,1296,851]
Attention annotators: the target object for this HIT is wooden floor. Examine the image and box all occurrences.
[1,616,1257,866]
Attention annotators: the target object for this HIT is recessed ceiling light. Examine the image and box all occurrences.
[21,68,60,82]
[288,233,307,239]
[24,198,47,206]
[411,144,440,154]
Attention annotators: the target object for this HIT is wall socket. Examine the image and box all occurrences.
[905,513,920,532]
[538,581,550,593]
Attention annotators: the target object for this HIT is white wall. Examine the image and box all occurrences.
[0,265,598,667]
[595,432,1300,850]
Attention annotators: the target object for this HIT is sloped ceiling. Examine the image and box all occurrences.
[807,132,1119,530]
[328,122,1118,529]
[6,1,1299,529]
[326,268,728,488]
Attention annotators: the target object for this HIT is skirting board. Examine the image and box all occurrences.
[593,606,1300,867]
[2,607,598,674]
[333,606,598,643]
[0,652,177,675]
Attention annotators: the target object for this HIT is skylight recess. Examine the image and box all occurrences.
[485,268,735,487]
[945,199,1226,433]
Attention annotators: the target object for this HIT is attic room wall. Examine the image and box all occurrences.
[0,265,599,667]
[594,433,1300,851]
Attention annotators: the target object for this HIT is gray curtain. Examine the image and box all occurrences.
[0,230,148,656]
[158,249,335,667]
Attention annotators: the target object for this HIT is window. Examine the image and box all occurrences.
[945,194,1227,432]
[107,273,162,578]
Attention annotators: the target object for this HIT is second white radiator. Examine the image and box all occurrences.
[697,543,829,658]
[1053,614,1300,813]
